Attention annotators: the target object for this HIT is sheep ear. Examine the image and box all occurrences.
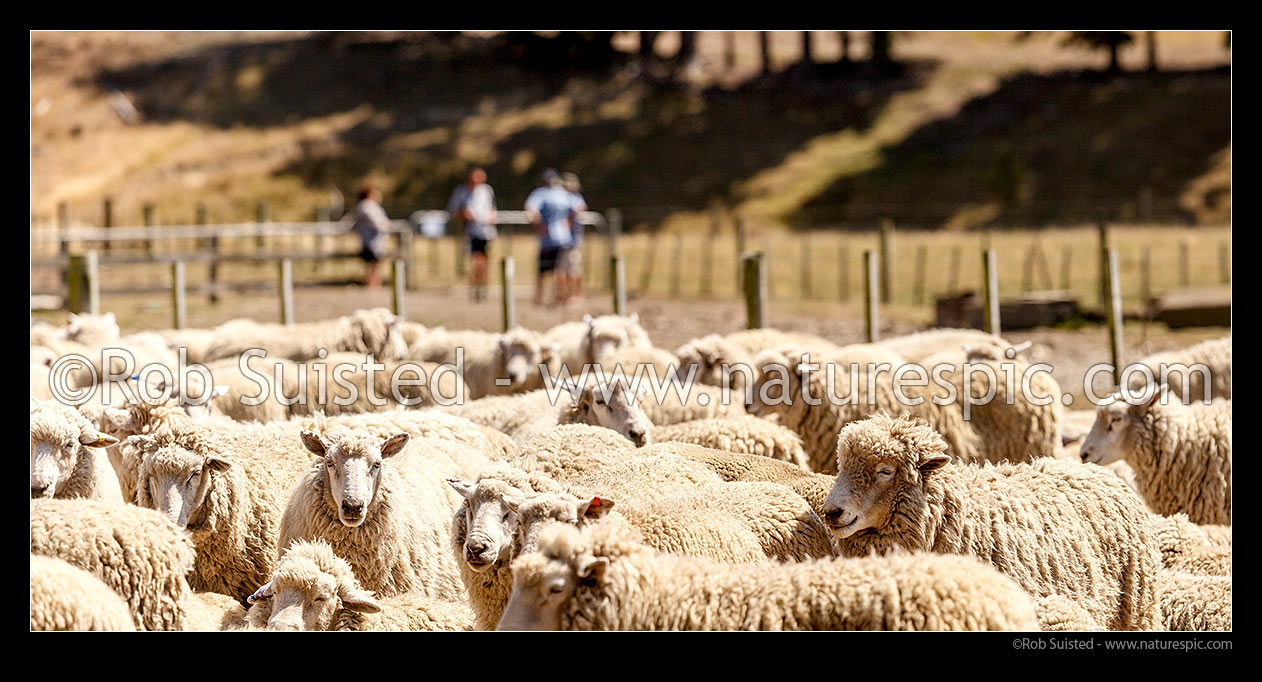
[1132,384,1167,413]
[381,433,410,458]
[104,407,139,431]
[67,312,79,324]
[104,312,117,324]
[447,478,475,498]
[628,312,639,324]
[501,492,525,513]
[300,431,327,456]
[577,496,614,520]
[80,429,119,448]
[575,556,608,582]
[583,314,594,327]
[205,455,232,472]
[1011,340,1033,355]
[918,454,951,473]
[125,434,157,453]
[339,585,382,614]
[247,582,273,604]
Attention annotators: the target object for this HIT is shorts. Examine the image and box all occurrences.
[538,248,561,274]
[359,244,384,263]
[469,238,489,255]
[557,248,581,276]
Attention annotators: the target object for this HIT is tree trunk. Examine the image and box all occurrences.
[724,31,737,70]
[801,31,813,64]
[677,31,697,66]
[758,31,771,75]
[1108,41,1120,73]
[839,31,850,62]
[1146,31,1158,71]
[639,31,659,66]
[871,31,891,64]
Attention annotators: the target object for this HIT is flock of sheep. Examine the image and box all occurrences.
[29,307,1231,631]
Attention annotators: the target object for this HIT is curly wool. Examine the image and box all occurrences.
[409,326,553,399]
[1116,399,1230,525]
[450,464,571,630]
[279,429,487,599]
[183,591,248,631]
[1128,336,1231,402]
[1149,513,1231,576]
[651,416,810,470]
[30,499,195,630]
[30,554,136,631]
[1157,571,1231,631]
[30,399,122,502]
[667,443,837,519]
[201,308,406,363]
[246,540,473,631]
[506,424,639,482]
[131,420,314,603]
[1036,594,1103,631]
[831,415,1161,631]
[582,314,654,364]
[511,521,1038,631]
[638,383,747,426]
[306,410,514,460]
[440,389,573,441]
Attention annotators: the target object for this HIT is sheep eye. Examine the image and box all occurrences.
[371,462,381,471]
[313,597,325,603]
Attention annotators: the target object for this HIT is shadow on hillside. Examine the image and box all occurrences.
[93,31,931,226]
[792,67,1231,229]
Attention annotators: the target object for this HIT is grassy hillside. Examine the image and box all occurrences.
[30,31,1231,232]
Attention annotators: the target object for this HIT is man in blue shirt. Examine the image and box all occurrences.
[524,168,577,306]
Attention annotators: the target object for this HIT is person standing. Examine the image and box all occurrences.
[561,171,587,305]
[448,167,498,302]
[350,184,391,289]
[524,168,577,306]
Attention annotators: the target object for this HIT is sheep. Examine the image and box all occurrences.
[638,382,747,426]
[60,330,181,391]
[307,410,515,460]
[819,414,1161,631]
[184,591,249,631]
[244,539,474,631]
[284,352,464,416]
[650,415,810,470]
[565,451,727,507]
[499,520,1039,631]
[1149,513,1231,576]
[506,424,639,482]
[448,464,572,630]
[557,376,655,446]
[410,326,557,399]
[666,443,837,518]
[674,329,841,396]
[156,326,219,365]
[201,307,408,363]
[31,345,57,400]
[125,419,315,602]
[30,554,136,631]
[1157,571,1231,631]
[1081,389,1231,525]
[749,341,1060,473]
[201,354,299,423]
[30,498,195,630]
[580,313,653,364]
[1036,594,1104,631]
[1127,336,1231,402]
[440,389,573,441]
[30,399,122,502]
[877,328,1007,363]
[63,311,121,346]
[598,345,681,383]
[279,427,489,599]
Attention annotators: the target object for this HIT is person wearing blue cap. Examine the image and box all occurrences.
[524,168,578,306]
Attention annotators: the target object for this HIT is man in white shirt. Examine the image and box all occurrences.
[448,167,498,301]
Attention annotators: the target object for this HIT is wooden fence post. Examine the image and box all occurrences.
[983,249,1000,336]
[1179,238,1190,287]
[171,261,187,330]
[143,203,156,256]
[391,258,406,320]
[879,218,893,303]
[838,241,850,302]
[1097,219,1110,308]
[1106,248,1124,386]
[611,255,627,316]
[864,250,879,342]
[256,201,269,250]
[102,198,112,253]
[66,252,100,315]
[639,226,660,295]
[947,245,962,293]
[208,206,221,304]
[607,209,622,259]
[1060,245,1073,291]
[57,201,69,280]
[1218,241,1230,284]
[743,252,767,330]
[669,232,684,296]
[736,216,748,289]
[400,227,416,291]
[501,257,516,331]
[279,258,294,326]
[700,208,718,296]
[315,206,330,276]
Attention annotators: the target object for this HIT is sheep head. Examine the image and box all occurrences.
[583,313,644,364]
[498,521,610,631]
[29,400,119,499]
[300,429,409,528]
[563,377,653,446]
[447,477,530,572]
[247,539,380,631]
[129,423,231,528]
[1080,386,1167,466]
[504,491,615,556]
[820,414,950,541]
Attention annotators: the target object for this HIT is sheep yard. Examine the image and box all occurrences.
[31,29,1231,639]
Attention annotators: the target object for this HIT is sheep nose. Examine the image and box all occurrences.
[31,484,49,498]
[467,539,489,556]
[628,429,646,447]
[820,508,842,524]
[341,501,364,517]
[1079,447,1092,462]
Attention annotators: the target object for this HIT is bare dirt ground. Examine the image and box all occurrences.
[39,283,1226,408]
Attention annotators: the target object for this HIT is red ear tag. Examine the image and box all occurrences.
[591,497,600,507]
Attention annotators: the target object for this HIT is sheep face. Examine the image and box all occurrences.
[506,493,615,556]
[498,523,606,631]
[498,332,545,390]
[29,403,119,498]
[300,431,409,527]
[65,311,119,343]
[1080,389,1163,465]
[130,435,232,528]
[350,308,408,360]
[572,382,653,446]
[584,313,641,363]
[675,335,745,390]
[820,415,950,540]
[746,350,800,418]
[447,478,528,572]
[248,542,380,631]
